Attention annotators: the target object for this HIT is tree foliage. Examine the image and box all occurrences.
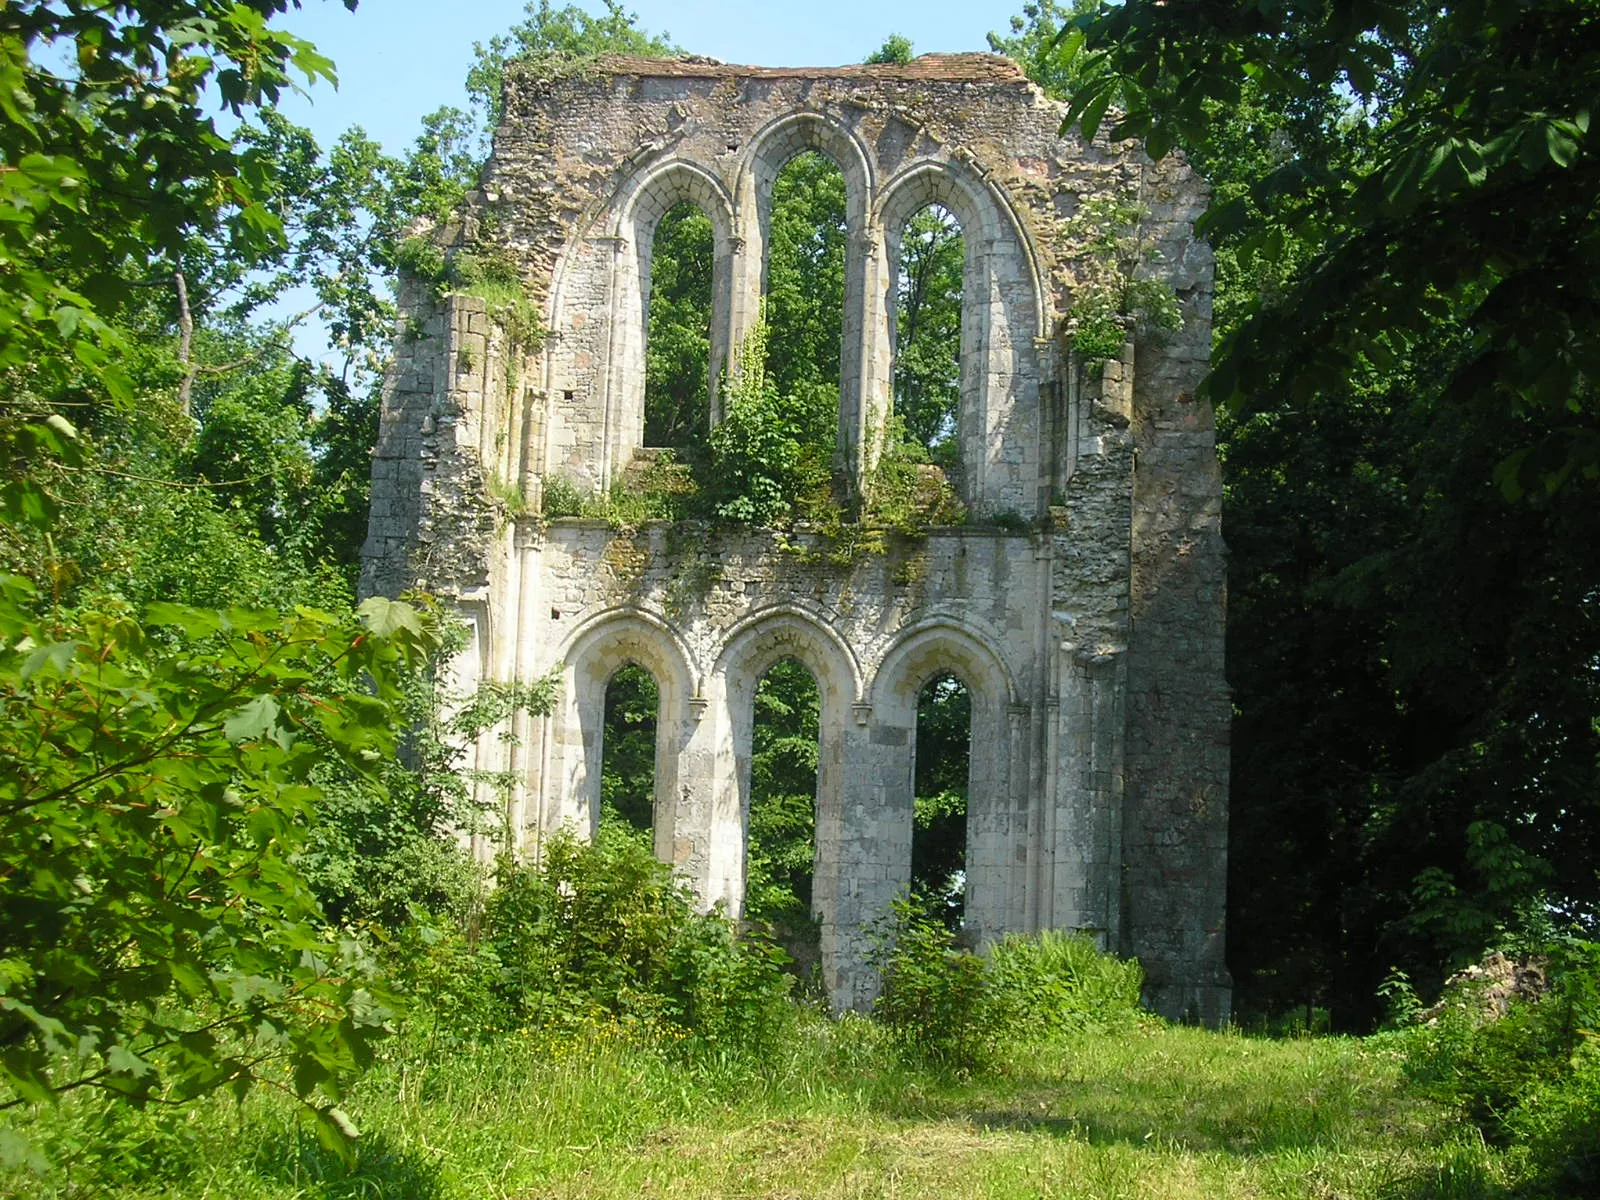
[1060,0,1599,489]
[0,580,438,1154]
[600,664,658,835]
[913,675,971,923]
[1040,0,1600,1022]
[893,206,964,463]
[467,0,678,131]
[644,205,714,451]
[764,151,849,454]
[0,0,344,408]
[865,35,914,66]
[746,660,822,930]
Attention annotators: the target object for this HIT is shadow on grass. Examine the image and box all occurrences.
[251,1130,445,1200]
[957,1072,1378,1157]
[963,1098,1518,1200]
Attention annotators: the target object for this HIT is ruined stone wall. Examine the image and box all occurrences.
[359,54,1230,1019]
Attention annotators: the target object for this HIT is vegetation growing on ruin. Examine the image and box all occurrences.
[1060,192,1184,363]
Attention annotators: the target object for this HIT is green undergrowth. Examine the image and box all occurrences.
[6,827,1587,1199]
[2,1021,1505,1200]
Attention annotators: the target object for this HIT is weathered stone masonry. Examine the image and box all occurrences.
[360,54,1231,1022]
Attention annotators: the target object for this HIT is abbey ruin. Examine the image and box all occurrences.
[360,54,1231,1023]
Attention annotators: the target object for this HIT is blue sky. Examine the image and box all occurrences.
[275,0,1029,156]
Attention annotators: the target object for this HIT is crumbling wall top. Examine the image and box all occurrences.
[520,52,1033,87]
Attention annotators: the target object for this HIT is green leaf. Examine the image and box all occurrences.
[106,1044,152,1078]
[223,694,281,745]
[0,1129,49,1175]
[1145,124,1174,161]
[357,596,423,638]
[307,1105,359,1166]
[1545,121,1580,168]
[168,960,210,999]
[1079,85,1114,142]
[18,640,76,682]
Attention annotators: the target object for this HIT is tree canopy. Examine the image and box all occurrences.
[1025,0,1600,1023]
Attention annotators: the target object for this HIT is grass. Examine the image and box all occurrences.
[4,1016,1514,1200]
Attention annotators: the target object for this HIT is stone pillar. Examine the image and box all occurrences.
[840,224,879,503]
[960,696,1022,950]
[666,686,723,906]
[818,709,914,1011]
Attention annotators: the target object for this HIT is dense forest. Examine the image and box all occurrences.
[1,0,1597,1195]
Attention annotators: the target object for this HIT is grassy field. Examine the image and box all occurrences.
[6,1016,1512,1200]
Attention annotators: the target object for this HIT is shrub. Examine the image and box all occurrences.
[1396,933,1600,1191]
[986,929,1145,1038]
[870,898,994,1070]
[870,899,1150,1070]
[863,417,966,531]
[0,585,439,1153]
[708,335,800,527]
[539,473,586,518]
[479,825,793,1052]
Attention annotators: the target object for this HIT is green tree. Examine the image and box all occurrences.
[0,580,438,1154]
[986,0,1099,95]
[865,35,914,65]
[1059,0,1599,486]
[467,0,678,132]
[601,664,659,835]
[1045,0,1600,1022]
[0,0,343,422]
[893,206,964,463]
[765,151,849,454]
[644,205,715,451]
[912,675,970,924]
[746,660,821,928]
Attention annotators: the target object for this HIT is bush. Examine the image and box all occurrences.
[986,929,1145,1038]
[1503,1040,1600,1194]
[870,898,1145,1071]
[0,585,438,1154]
[539,473,586,518]
[476,825,793,1052]
[1395,934,1600,1192]
[870,898,993,1070]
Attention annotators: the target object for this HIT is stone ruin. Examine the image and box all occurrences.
[360,53,1231,1022]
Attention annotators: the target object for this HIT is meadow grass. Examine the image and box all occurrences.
[4,1015,1513,1200]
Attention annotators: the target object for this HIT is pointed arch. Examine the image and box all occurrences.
[553,608,699,857]
[871,614,1019,716]
[869,157,1048,516]
[733,112,878,481]
[541,158,739,491]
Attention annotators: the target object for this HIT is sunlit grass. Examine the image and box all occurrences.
[5,1017,1512,1200]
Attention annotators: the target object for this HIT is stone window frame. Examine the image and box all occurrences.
[603,160,738,477]
[555,608,698,865]
[709,604,866,915]
[870,615,1021,940]
[732,111,877,479]
[868,159,1046,511]
[558,109,1051,512]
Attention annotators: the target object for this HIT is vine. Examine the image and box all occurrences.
[1061,192,1183,363]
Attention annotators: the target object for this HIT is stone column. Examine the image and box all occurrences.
[818,708,914,1011]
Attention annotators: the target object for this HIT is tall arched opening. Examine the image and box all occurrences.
[763,149,849,458]
[643,202,715,452]
[912,671,972,928]
[600,662,660,839]
[890,203,965,469]
[746,658,823,973]
[873,621,1021,950]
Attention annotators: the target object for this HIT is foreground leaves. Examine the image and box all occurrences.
[0,578,436,1160]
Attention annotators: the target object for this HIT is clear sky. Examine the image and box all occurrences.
[274,0,1028,155]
